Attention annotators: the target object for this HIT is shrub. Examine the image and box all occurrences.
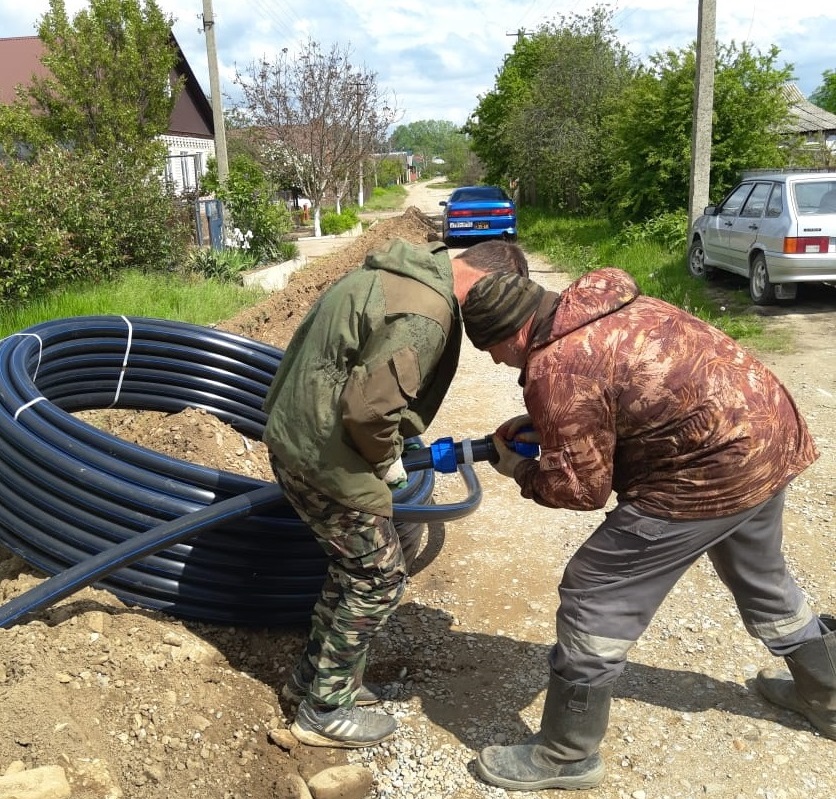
[202,154,293,264]
[186,245,256,282]
[0,144,190,305]
[320,207,360,236]
[618,211,689,252]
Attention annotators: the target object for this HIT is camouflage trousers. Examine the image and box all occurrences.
[272,461,407,709]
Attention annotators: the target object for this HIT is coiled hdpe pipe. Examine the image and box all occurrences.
[0,316,525,629]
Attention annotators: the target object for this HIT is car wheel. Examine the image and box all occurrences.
[687,239,713,280]
[749,253,777,305]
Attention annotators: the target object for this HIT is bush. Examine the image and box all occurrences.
[618,211,689,252]
[0,144,190,305]
[320,207,360,236]
[202,154,293,264]
[186,245,256,282]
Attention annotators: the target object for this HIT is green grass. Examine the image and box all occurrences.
[0,270,267,338]
[517,208,786,349]
[361,184,408,211]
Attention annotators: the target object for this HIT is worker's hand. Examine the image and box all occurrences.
[383,457,408,490]
[490,434,528,478]
[496,414,536,443]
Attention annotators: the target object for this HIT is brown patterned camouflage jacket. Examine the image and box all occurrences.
[514,268,819,519]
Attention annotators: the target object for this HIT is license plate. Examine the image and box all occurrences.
[474,222,489,229]
[449,221,472,229]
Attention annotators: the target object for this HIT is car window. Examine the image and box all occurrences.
[718,183,754,216]
[792,181,836,214]
[765,184,783,218]
[739,182,772,218]
[451,188,508,203]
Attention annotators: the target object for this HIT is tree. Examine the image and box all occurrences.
[604,42,792,221]
[233,38,397,237]
[466,32,548,189]
[389,119,467,179]
[0,0,190,291]
[30,0,180,152]
[810,70,836,115]
[512,8,634,212]
[467,6,634,212]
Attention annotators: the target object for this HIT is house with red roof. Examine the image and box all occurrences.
[0,34,216,194]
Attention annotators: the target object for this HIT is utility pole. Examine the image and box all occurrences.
[688,0,716,229]
[201,0,228,187]
[352,81,367,208]
[506,28,533,45]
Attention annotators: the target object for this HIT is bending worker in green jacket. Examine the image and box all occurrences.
[262,236,527,748]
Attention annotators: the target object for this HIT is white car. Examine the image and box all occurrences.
[688,172,836,304]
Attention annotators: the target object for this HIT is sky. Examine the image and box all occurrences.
[3,0,836,128]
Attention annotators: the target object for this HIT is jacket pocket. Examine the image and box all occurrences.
[391,347,420,399]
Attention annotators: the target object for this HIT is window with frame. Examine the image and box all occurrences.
[739,182,772,218]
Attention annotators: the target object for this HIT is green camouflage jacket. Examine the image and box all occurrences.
[263,238,461,516]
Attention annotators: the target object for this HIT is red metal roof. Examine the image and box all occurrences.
[0,34,214,138]
[0,36,49,104]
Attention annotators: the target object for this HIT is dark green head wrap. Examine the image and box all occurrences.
[462,272,545,350]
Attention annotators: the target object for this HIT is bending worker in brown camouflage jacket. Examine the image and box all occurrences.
[262,237,527,749]
[458,266,835,792]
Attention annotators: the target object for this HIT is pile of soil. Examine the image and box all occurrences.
[221,206,440,349]
[0,204,441,799]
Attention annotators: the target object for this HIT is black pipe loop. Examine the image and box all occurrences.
[0,316,482,628]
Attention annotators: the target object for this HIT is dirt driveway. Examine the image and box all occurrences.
[0,180,834,799]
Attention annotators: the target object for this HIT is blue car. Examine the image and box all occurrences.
[440,185,517,246]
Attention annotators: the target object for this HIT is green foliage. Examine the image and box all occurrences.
[272,240,300,263]
[0,269,267,339]
[31,0,180,152]
[363,184,407,211]
[0,144,190,305]
[517,207,765,342]
[810,69,836,115]
[618,211,689,252]
[390,120,467,178]
[186,245,256,282]
[0,100,53,159]
[203,153,293,264]
[320,207,360,236]
[467,5,633,211]
[374,156,407,188]
[604,42,792,221]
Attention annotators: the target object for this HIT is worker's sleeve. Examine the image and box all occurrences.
[515,373,616,510]
[340,315,447,476]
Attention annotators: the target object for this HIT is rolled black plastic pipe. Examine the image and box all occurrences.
[0,316,491,628]
[0,436,485,630]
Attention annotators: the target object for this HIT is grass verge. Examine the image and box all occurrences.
[517,208,791,351]
[360,184,409,211]
[0,270,267,339]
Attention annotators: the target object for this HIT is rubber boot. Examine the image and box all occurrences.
[755,618,836,740]
[476,671,612,791]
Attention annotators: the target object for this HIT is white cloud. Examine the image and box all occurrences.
[2,0,836,125]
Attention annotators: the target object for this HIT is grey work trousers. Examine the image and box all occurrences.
[552,490,824,686]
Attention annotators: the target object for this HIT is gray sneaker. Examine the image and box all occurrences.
[281,672,383,706]
[290,700,397,748]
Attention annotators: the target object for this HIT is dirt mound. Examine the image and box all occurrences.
[220,206,440,349]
